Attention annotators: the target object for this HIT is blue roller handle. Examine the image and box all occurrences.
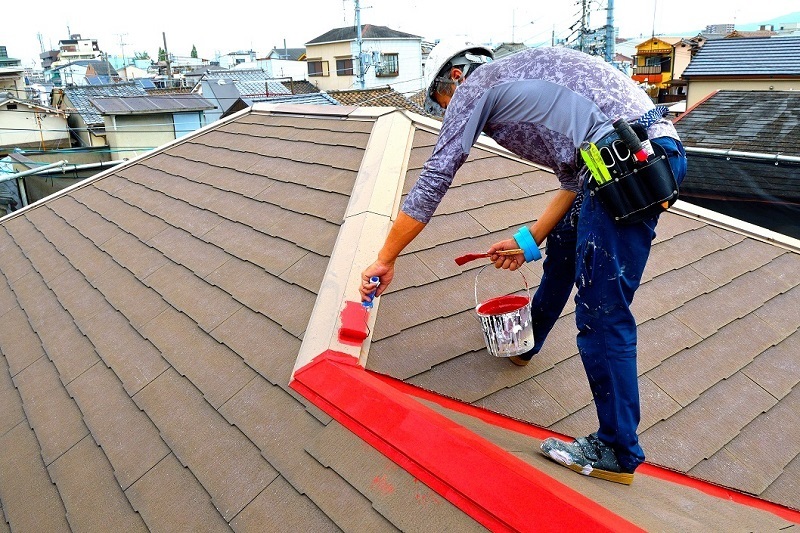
[363,276,380,309]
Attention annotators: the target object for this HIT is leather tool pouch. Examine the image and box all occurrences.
[587,139,679,224]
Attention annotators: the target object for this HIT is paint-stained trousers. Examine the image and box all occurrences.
[529,137,687,471]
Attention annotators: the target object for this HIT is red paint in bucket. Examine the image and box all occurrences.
[476,295,530,316]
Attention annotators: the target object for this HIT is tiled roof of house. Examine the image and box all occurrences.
[328,86,426,114]
[674,90,800,156]
[0,104,798,529]
[306,25,421,45]
[281,80,319,94]
[681,36,800,77]
[63,82,148,127]
[365,123,800,514]
[90,94,215,115]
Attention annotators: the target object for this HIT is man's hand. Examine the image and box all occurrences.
[488,238,525,271]
[360,260,395,303]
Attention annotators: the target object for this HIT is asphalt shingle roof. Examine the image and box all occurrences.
[674,90,800,156]
[0,104,797,529]
[681,36,800,77]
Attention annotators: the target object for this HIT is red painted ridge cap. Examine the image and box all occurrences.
[291,351,644,533]
[371,371,800,526]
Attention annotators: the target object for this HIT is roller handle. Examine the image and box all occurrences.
[363,276,380,309]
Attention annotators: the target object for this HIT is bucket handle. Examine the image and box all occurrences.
[474,265,531,308]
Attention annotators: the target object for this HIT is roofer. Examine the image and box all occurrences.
[360,41,687,484]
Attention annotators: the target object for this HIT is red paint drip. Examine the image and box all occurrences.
[338,301,369,344]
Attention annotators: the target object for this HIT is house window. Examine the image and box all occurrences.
[307,60,329,77]
[377,53,399,77]
[336,58,354,76]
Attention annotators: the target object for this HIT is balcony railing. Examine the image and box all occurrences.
[633,65,663,75]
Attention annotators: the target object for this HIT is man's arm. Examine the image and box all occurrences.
[488,189,577,270]
[359,212,426,302]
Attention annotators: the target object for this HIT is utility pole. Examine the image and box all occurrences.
[579,0,588,53]
[162,32,173,85]
[355,0,365,89]
[605,0,615,63]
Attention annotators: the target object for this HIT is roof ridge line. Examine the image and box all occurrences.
[291,110,414,377]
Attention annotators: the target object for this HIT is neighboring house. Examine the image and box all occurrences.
[46,60,122,87]
[631,36,701,103]
[681,36,800,108]
[217,50,257,70]
[673,89,800,238]
[258,47,307,80]
[197,69,292,122]
[118,64,150,82]
[328,86,426,114]
[305,24,423,94]
[492,42,528,60]
[0,103,797,531]
[54,82,148,147]
[50,35,102,66]
[0,46,24,98]
[90,93,214,160]
[0,96,70,154]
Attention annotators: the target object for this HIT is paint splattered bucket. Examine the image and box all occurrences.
[474,266,534,358]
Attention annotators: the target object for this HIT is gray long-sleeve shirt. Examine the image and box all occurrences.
[402,46,679,223]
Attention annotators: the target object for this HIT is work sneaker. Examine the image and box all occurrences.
[540,433,635,485]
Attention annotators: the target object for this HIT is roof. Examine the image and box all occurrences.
[265,48,306,61]
[63,82,148,127]
[328,87,426,114]
[204,69,271,83]
[682,36,800,77]
[0,97,65,116]
[0,104,798,530]
[86,60,119,78]
[306,24,421,45]
[281,80,319,95]
[90,94,215,115]
[249,92,339,106]
[674,90,800,156]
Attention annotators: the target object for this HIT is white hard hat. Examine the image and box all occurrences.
[423,40,493,116]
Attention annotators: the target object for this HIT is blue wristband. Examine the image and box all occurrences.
[513,226,542,262]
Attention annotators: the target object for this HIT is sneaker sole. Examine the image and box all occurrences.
[509,356,530,366]
[542,446,635,485]
[564,462,634,485]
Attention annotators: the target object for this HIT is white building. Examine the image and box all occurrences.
[305,25,423,94]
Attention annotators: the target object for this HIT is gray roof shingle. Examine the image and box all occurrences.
[681,36,800,77]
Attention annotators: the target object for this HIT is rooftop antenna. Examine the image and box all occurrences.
[651,0,658,38]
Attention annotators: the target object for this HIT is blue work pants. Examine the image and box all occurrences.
[530,137,686,471]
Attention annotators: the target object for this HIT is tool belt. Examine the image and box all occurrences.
[580,124,679,224]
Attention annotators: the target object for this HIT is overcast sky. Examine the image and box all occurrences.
[6,0,799,67]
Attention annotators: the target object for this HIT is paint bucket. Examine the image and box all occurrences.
[474,266,534,358]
